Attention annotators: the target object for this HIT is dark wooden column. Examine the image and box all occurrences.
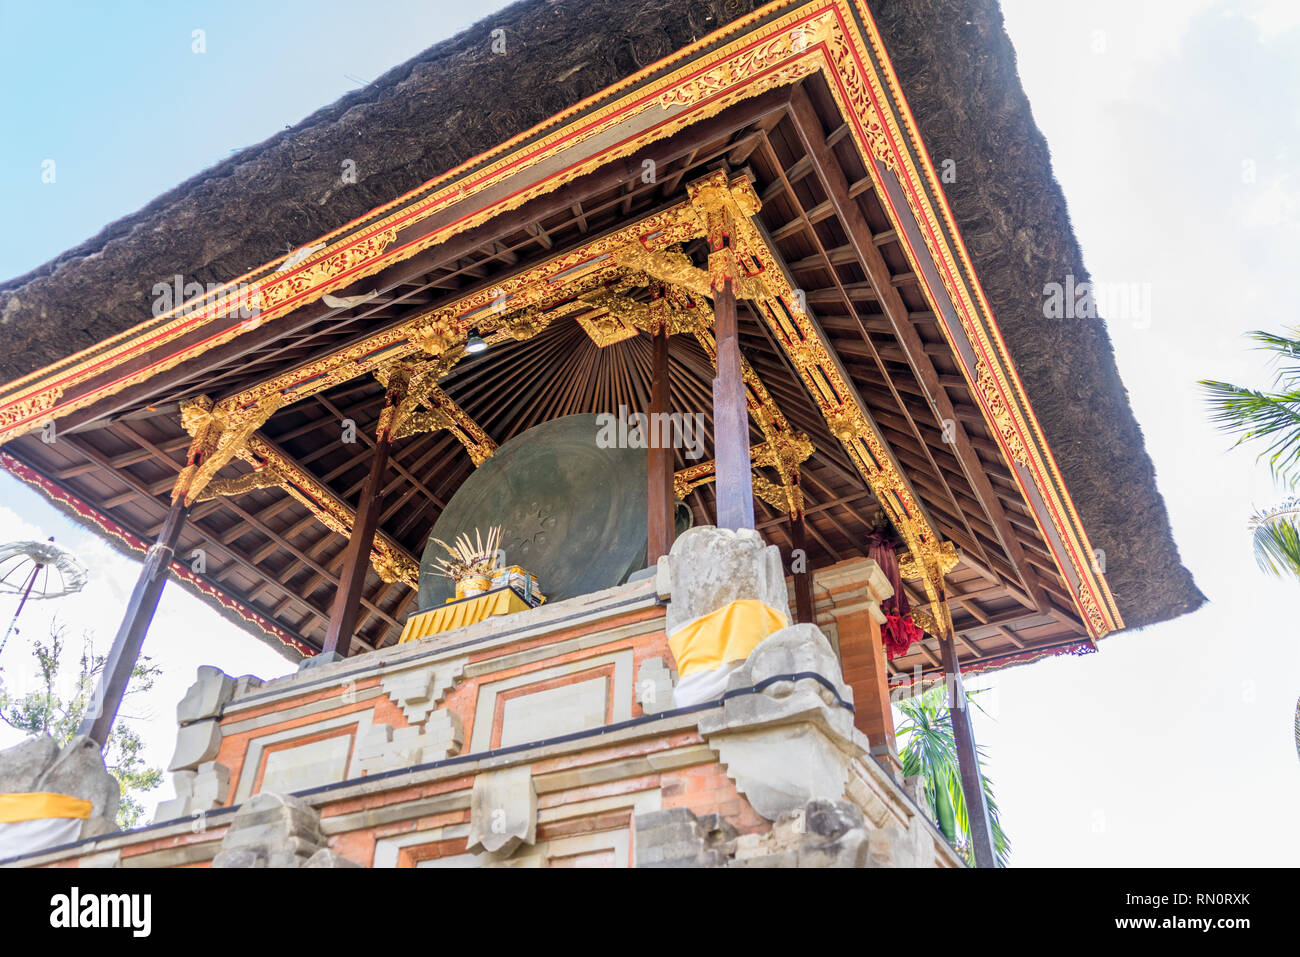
[689,173,756,532]
[790,510,815,624]
[938,603,996,868]
[647,326,675,564]
[711,259,755,531]
[80,496,189,747]
[321,375,407,658]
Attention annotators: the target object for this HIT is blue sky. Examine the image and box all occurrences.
[1,0,1298,865]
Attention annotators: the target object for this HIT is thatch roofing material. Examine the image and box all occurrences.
[870,0,1202,627]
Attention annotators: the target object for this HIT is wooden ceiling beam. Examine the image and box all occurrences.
[755,130,998,580]
[788,84,1052,617]
[58,434,322,642]
[54,89,796,437]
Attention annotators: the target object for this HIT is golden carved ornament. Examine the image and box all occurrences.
[899,539,959,581]
[392,406,457,442]
[0,385,64,434]
[194,465,285,503]
[175,393,284,505]
[752,473,803,514]
[258,228,398,311]
[975,359,1030,468]
[752,431,815,474]
[577,312,639,348]
[372,548,419,586]
[613,246,712,299]
[1075,584,1107,635]
[501,306,553,342]
[412,313,460,355]
[658,17,831,110]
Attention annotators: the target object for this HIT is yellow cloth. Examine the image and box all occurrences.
[667,599,788,678]
[0,792,92,823]
[398,588,532,644]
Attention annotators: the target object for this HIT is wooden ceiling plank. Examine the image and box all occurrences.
[788,85,1051,616]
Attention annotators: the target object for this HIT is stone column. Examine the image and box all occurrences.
[812,558,899,773]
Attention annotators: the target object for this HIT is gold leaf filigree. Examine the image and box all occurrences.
[194,466,285,503]
[258,228,398,311]
[975,359,1030,468]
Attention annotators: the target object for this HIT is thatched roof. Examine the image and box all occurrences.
[0,0,1202,633]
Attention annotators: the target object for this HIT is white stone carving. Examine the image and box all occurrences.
[380,658,464,726]
[466,765,537,858]
[636,657,675,715]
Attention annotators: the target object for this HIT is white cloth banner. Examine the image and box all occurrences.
[0,816,83,859]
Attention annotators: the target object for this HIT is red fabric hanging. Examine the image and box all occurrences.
[866,528,923,659]
[881,613,924,660]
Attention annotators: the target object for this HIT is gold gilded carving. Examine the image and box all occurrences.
[372,548,419,586]
[412,311,460,355]
[752,473,802,514]
[258,228,398,311]
[175,394,284,505]
[613,246,712,299]
[391,406,457,442]
[899,539,959,581]
[501,305,554,342]
[577,311,639,348]
[1076,585,1106,636]
[752,431,815,474]
[0,385,64,433]
[576,284,708,341]
[194,465,285,503]
[671,434,812,517]
[657,18,830,109]
[975,359,1030,468]
[379,353,498,466]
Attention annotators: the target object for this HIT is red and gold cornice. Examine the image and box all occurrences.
[0,0,1122,640]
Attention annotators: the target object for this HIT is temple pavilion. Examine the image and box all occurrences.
[0,0,1200,869]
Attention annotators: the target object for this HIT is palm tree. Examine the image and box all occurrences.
[895,685,1010,867]
[1201,328,1300,580]
[1201,328,1300,760]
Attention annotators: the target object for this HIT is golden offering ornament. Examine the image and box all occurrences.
[432,525,503,598]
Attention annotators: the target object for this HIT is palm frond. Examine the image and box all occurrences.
[1249,501,1300,582]
[895,685,1011,866]
[1200,379,1300,485]
[1248,328,1300,384]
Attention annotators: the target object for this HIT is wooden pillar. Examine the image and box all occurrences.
[647,326,675,564]
[689,173,754,531]
[321,376,406,658]
[711,265,755,531]
[790,511,814,625]
[938,611,996,868]
[80,496,189,748]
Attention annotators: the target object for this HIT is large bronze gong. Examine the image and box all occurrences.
[417,414,649,610]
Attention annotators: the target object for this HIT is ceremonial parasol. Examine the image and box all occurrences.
[0,539,89,655]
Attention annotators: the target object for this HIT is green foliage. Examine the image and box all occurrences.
[895,684,1010,867]
[1201,327,1300,583]
[0,620,163,829]
[1248,500,1300,583]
